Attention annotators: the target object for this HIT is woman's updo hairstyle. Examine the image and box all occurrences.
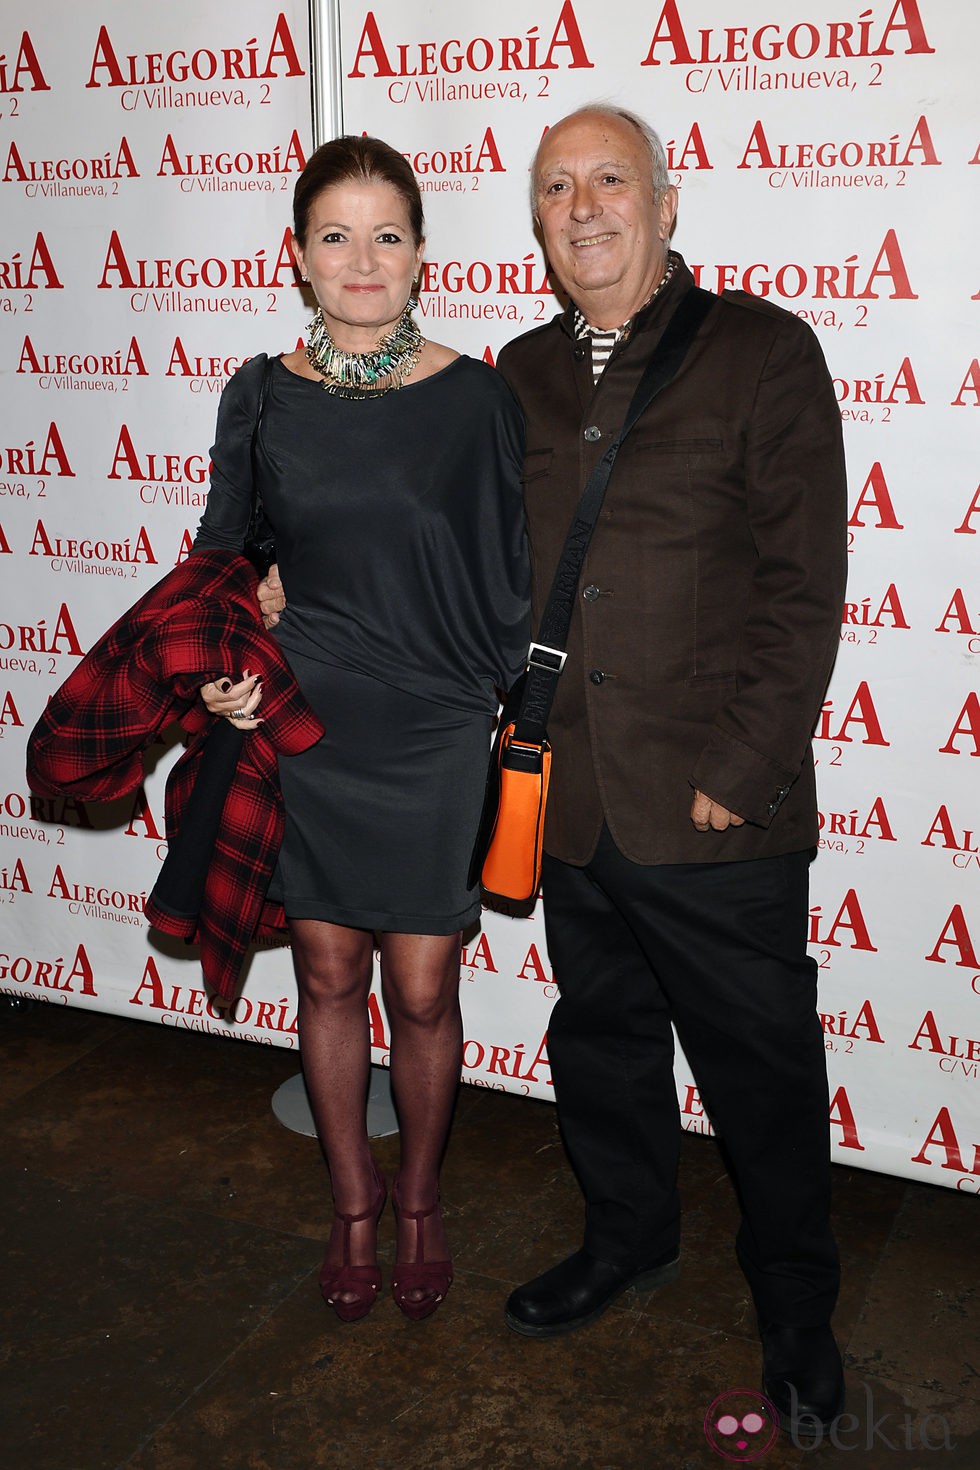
[293,134,425,247]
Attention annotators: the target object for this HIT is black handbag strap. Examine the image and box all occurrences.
[246,353,277,543]
[512,286,715,747]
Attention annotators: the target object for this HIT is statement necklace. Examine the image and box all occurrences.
[305,300,425,398]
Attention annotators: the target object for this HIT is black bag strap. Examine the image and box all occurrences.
[246,353,277,546]
[512,286,715,747]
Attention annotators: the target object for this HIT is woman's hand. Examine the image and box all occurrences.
[200,669,263,729]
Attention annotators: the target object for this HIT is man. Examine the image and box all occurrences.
[261,104,847,1434]
[493,105,847,1436]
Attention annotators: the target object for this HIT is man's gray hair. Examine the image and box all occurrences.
[530,103,671,215]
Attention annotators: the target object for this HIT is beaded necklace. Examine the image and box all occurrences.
[305,300,425,398]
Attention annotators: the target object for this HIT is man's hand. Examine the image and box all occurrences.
[690,789,746,832]
[258,563,285,629]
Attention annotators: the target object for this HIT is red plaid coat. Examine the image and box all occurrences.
[27,550,324,997]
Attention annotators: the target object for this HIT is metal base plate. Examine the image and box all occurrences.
[271,1066,399,1139]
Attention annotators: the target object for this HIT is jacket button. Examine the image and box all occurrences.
[582,584,600,602]
[584,425,602,442]
[589,669,605,685]
[767,785,791,817]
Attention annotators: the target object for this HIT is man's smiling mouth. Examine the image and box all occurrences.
[571,232,617,249]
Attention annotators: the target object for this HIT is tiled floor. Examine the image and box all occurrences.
[2,996,977,1470]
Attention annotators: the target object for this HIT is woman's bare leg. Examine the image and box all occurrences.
[380,931,463,1279]
[290,918,379,1302]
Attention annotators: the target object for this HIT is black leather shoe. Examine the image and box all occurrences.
[761,1323,845,1438]
[504,1247,680,1338]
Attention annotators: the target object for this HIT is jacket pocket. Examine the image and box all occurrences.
[684,671,737,690]
[628,437,723,454]
[521,448,554,481]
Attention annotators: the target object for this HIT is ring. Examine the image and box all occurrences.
[230,708,251,720]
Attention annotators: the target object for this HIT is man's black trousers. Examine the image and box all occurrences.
[541,827,840,1328]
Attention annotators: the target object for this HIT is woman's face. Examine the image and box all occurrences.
[292,179,423,349]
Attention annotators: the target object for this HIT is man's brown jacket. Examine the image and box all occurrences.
[496,256,848,867]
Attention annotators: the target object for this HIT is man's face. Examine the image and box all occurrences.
[534,112,677,326]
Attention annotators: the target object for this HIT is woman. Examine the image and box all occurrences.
[195,136,529,1322]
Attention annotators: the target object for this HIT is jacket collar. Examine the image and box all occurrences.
[557,252,696,341]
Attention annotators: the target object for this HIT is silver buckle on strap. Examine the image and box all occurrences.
[528,642,567,674]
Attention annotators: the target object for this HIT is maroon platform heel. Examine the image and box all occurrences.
[391,1177,454,1321]
[318,1165,387,1323]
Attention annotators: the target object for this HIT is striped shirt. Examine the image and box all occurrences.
[574,317,621,382]
[573,254,678,384]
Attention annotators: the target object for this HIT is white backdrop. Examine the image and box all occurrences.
[1,0,978,1191]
